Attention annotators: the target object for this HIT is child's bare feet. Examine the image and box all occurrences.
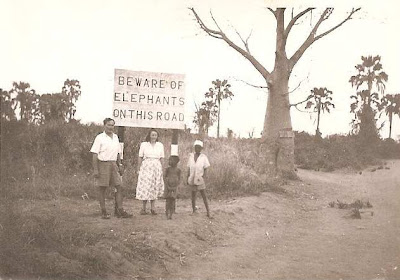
[207,212,213,219]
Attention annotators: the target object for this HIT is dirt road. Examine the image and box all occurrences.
[164,160,400,280]
[13,161,400,280]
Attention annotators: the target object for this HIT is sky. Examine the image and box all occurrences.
[1,0,399,139]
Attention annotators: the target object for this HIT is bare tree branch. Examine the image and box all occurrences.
[292,104,313,113]
[289,73,309,94]
[190,8,270,79]
[210,11,223,32]
[233,77,269,90]
[190,9,223,39]
[289,8,360,70]
[314,8,361,41]
[267,8,277,17]
[289,8,330,68]
[289,95,312,108]
[284,8,315,39]
[234,28,253,54]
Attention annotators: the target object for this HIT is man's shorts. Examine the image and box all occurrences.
[190,183,206,191]
[96,161,122,187]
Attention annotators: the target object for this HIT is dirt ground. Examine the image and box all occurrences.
[14,160,400,280]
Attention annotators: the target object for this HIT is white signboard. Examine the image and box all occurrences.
[113,69,186,129]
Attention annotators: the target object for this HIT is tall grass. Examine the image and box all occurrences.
[2,121,398,200]
[1,121,270,201]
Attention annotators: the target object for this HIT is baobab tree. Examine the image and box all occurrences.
[190,7,360,177]
[305,87,335,137]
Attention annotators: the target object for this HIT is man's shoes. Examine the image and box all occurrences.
[115,208,133,218]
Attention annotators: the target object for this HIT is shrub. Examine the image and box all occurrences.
[294,131,399,171]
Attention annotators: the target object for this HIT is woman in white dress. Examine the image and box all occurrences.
[136,129,165,215]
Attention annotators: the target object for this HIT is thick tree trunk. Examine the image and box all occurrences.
[261,10,296,179]
[262,70,296,179]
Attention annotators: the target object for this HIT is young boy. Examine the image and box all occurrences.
[164,156,181,220]
[187,140,212,218]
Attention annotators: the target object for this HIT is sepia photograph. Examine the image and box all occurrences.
[1,0,399,279]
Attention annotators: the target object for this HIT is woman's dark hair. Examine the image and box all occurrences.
[103,118,115,125]
[145,128,159,142]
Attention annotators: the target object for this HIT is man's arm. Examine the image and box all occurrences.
[92,153,99,178]
[186,169,190,185]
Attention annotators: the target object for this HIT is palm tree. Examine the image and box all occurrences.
[193,100,218,136]
[0,89,16,121]
[62,79,81,121]
[205,79,233,138]
[305,87,335,137]
[382,94,400,139]
[349,55,388,141]
[10,82,39,123]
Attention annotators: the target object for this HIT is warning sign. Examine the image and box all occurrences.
[113,69,186,129]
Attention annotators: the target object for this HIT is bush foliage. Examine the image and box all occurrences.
[1,121,399,200]
[294,131,400,171]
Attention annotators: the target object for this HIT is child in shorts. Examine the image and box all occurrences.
[186,140,212,218]
[164,156,181,220]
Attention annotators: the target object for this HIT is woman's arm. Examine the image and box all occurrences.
[159,142,165,168]
[137,157,142,173]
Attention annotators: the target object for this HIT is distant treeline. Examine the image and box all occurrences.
[1,79,81,124]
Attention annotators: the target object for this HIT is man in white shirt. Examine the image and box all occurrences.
[90,118,132,219]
